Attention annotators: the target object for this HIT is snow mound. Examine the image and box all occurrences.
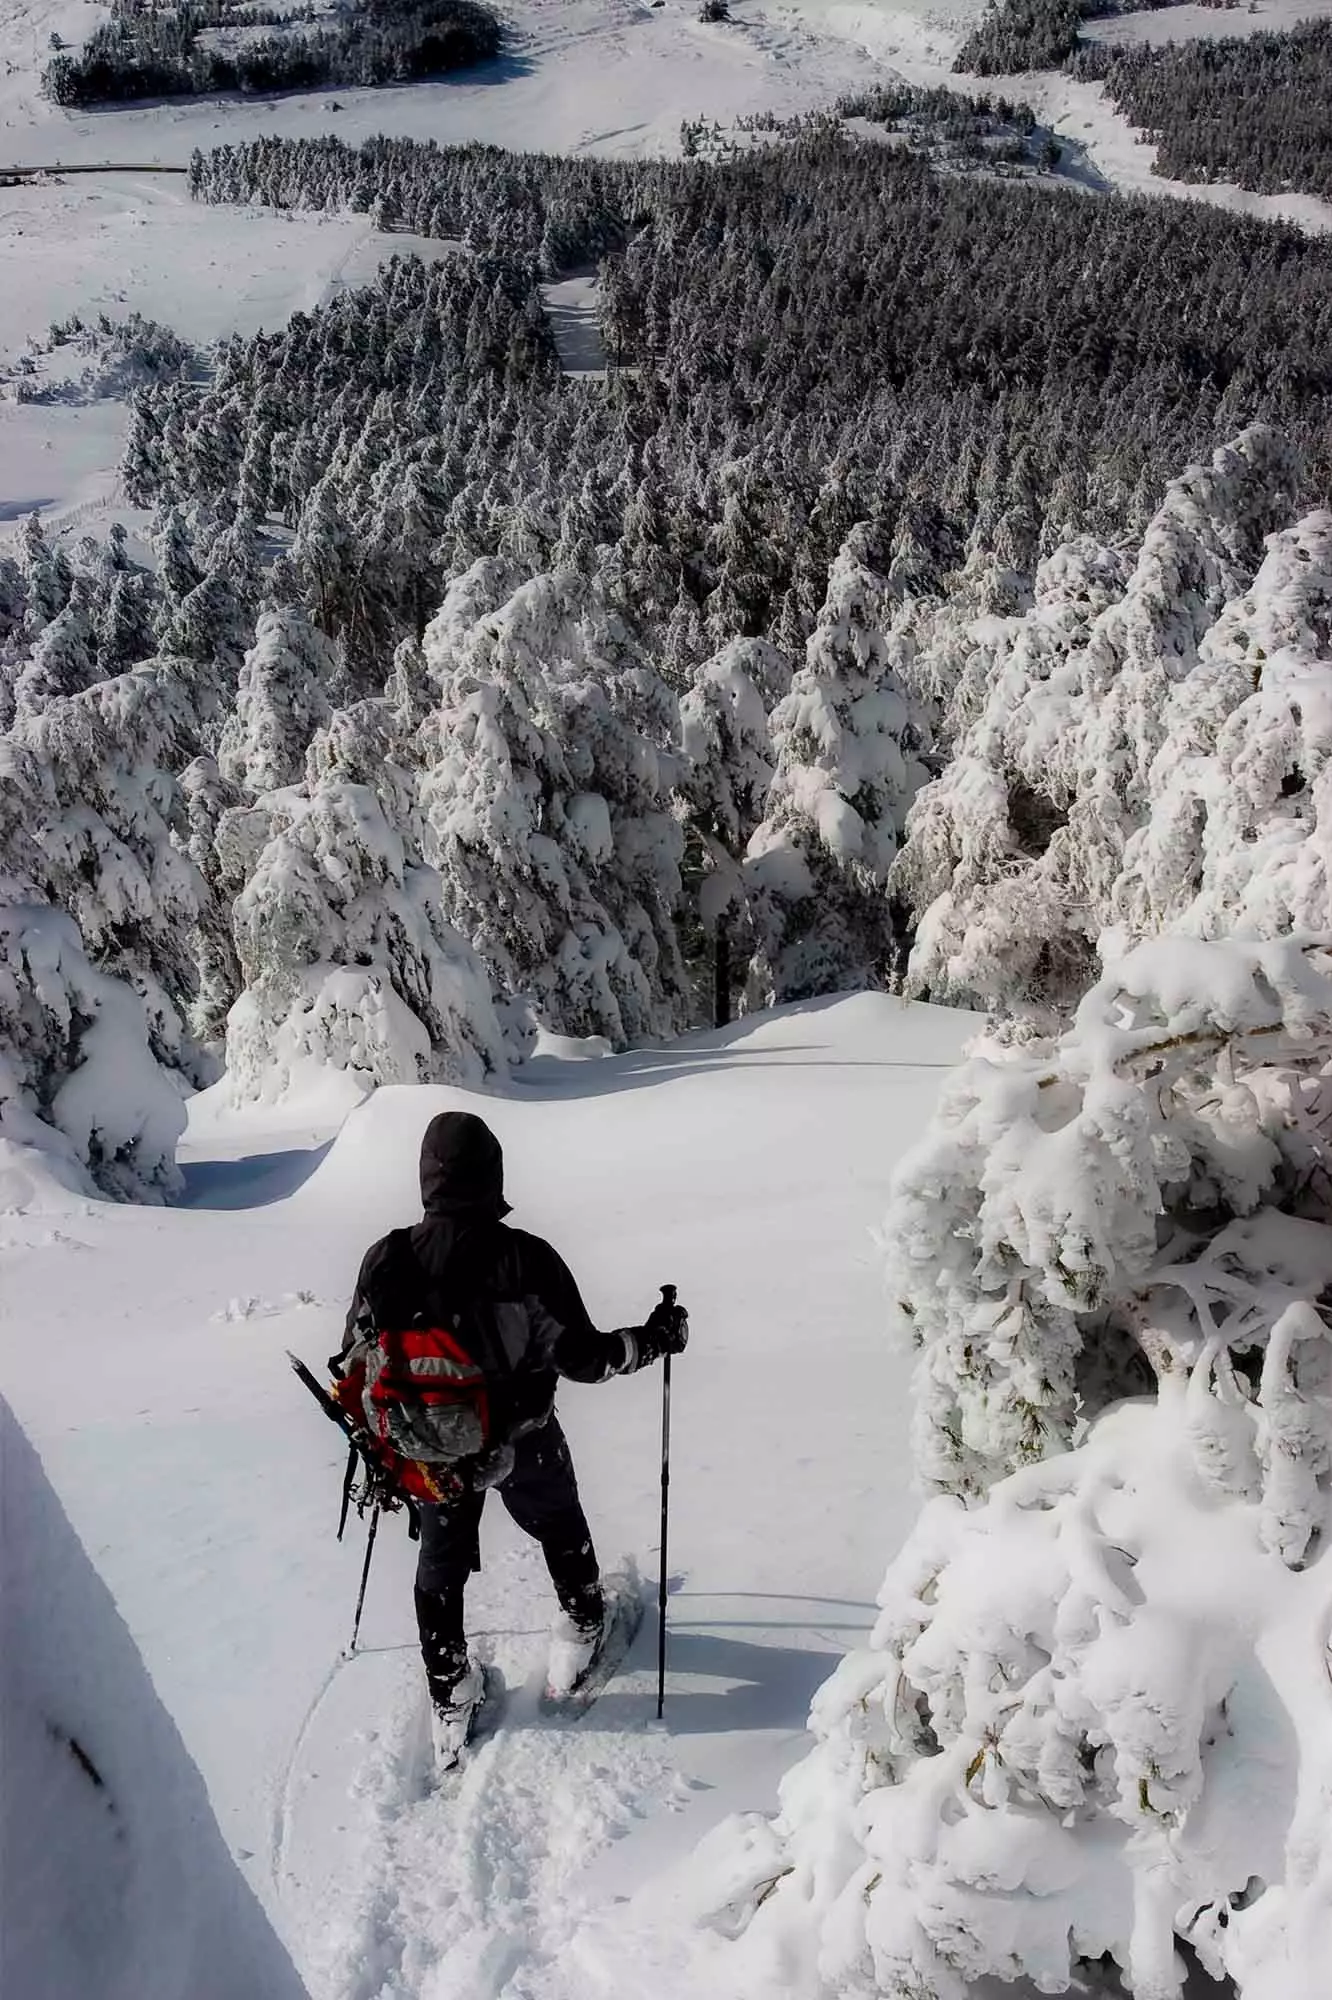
[0,901,186,1203]
[710,1396,1332,2000]
[0,1396,308,2000]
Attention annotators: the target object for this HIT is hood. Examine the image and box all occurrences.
[419,1111,511,1219]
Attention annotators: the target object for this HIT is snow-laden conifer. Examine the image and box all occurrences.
[712,933,1332,2000]
[896,430,1301,1014]
[224,778,505,1104]
[745,524,925,1004]
[218,608,337,797]
[678,637,792,1018]
[0,902,185,1203]
[420,570,686,1045]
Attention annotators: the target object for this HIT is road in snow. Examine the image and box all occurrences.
[540,271,610,377]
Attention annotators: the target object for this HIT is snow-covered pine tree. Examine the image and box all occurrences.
[678,637,793,1023]
[744,523,925,1005]
[178,756,244,1050]
[420,569,688,1047]
[17,512,72,639]
[712,933,1332,2000]
[0,900,185,1203]
[11,583,99,720]
[895,429,1301,1016]
[6,659,223,1082]
[224,777,506,1104]
[1113,506,1332,943]
[217,607,337,797]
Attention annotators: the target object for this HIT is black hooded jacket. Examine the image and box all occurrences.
[340,1112,644,1443]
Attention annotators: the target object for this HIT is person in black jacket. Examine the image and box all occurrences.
[339,1110,687,1759]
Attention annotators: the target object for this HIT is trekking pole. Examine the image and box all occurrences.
[347,1499,381,1658]
[656,1284,676,1721]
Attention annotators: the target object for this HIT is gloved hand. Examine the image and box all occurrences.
[635,1292,688,1366]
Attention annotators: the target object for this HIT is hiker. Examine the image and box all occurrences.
[336,1109,688,1764]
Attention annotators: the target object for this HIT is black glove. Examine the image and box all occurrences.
[633,1294,689,1367]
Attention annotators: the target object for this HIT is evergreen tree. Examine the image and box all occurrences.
[225,777,506,1103]
[218,607,337,797]
[678,637,793,1023]
[745,525,926,1004]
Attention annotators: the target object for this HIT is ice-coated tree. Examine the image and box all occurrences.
[11,585,99,720]
[18,512,72,638]
[97,566,159,679]
[895,429,1301,1016]
[707,934,1332,2000]
[420,570,687,1046]
[416,555,524,704]
[151,503,203,625]
[1113,506,1332,943]
[178,756,244,1049]
[217,607,337,797]
[7,661,219,1080]
[744,523,925,1005]
[888,933,1332,1502]
[225,778,506,1105]
[0,901,185,1203]
[678,636,793,1023]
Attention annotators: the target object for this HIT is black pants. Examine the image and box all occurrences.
[414,1416,601,1706]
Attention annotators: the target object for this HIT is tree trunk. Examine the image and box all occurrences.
[714,924,731,1030]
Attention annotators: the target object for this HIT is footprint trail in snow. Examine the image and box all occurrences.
[277,1553,673,2000]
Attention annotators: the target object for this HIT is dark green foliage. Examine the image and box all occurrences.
[952,0,1237,77]
[954,0,1086,75]
[1076,21,1332,201]
[152,126,1332,694]
[838,81,1043,169]
[43,0,500,108]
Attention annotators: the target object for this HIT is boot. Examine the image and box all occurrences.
[430,1660,485,1771]
[546,1580,605,1699]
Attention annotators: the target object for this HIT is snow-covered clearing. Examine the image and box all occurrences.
[0,170,454,537]
[757,0,1332,230]
[3,0,1331,231]
[0,993,975,2000]
[1083,0,1332,46]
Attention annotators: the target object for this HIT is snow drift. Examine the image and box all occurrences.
[0,1395,309,2000]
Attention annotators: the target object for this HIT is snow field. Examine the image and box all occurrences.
[1,0,1330,231]
[0,1394,309,2000]
[0,172,457,539]
[0,993,975,1999]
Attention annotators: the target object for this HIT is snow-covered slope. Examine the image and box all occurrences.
[0,992,974,2000]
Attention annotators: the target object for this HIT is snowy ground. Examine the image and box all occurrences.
[0,994,977,2000]
[3,0,1331,219]
[539,272,609,378]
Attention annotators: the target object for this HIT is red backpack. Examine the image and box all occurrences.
[334,1230,494,1506]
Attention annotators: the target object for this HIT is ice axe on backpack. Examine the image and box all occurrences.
[288,1349,412,1658]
